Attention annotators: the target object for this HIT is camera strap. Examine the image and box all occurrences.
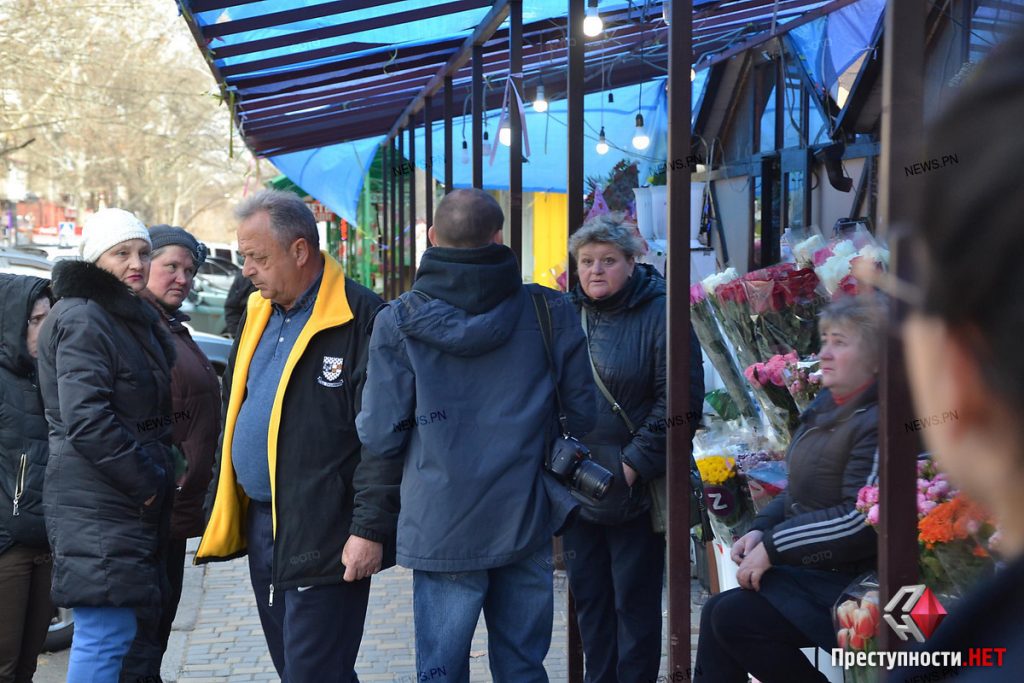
[529,291,570,438]
[580,307,636,434]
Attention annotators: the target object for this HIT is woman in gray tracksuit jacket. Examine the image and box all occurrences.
[696,295,882,683]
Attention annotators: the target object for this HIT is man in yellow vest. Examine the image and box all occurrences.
[197,189,400,681]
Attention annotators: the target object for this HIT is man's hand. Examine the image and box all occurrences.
[342,535,383,582]
[622,463,638,487]
[736,542,772,591]
[729,529,764,565]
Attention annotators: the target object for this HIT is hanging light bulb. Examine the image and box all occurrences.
[482,130,491,155]
[533,84,549,113]
[608,92,614,103]
[499,120,512,147]
[691,67,697,81]
[596,126,609,155]
[583,0,603,37]
[631,113,650,150]
[461,139,469,164]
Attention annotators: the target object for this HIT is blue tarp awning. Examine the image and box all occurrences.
[176,0,882,224]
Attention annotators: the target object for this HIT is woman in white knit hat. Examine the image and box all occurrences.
[35,208,176,683]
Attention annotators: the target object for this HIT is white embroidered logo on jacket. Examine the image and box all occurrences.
[317,355,345,388]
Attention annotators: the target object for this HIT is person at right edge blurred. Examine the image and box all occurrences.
[890,24,1024,683]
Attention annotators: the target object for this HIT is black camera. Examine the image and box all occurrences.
[547,436,614,501]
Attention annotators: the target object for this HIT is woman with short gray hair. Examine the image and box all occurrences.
[563,212,705,682]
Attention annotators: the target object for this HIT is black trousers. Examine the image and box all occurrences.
[246,501,371,683]
[694,587,830,683]
[120,545,172,683]
[0,545,52,683]
[157,539,187,654]
[121,488,175,683]
[563,514,666,683]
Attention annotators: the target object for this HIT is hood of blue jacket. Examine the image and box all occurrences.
[395,243,525,357]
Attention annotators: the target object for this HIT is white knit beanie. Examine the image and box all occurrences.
[80,208,152,263]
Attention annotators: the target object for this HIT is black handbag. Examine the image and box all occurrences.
[580,307,710,536]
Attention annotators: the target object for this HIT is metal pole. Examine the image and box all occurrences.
[566,1,585,680]
[877,0,924,651]
[509,0,523,266]
[398,129,406,295]
[667,0,693,677]
[390,136,399,300]
[425,95,434,237]
[444,76,454,197]
[409,125,417,291]
[472,43,484,189]
[381,142,389,297]
[384,141,392,299]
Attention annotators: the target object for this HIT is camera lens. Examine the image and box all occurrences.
[572,460,614,501]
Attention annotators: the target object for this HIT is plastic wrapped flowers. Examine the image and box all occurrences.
[694,453,754,544]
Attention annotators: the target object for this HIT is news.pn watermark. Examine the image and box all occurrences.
[905,410,958,434]
[393,667,447,683]
[904,154,959,177]
[832,584,1007,676]
[392,410,449,433]
[136,409,192,433]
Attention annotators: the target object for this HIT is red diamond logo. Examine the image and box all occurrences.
[909,587,947,639]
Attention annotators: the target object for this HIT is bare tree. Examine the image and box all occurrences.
[0,0,254,240]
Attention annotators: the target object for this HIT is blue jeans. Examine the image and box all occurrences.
[413,544,553,683]
[67,606,137,683]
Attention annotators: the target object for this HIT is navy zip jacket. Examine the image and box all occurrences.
[355,243,597,572]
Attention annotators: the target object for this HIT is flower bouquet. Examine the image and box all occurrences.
[792,233,828,268]
[735,449,788,513]
[740,265,826,360]
[833,573,882,683]
[690,283,758,420]
[812,228,891,299]
[857,458,997,599]
[782,358,823,412]
[744,352,802,441]
[703,270,761,374]
[694,453,754,544]
[919,494,997,597]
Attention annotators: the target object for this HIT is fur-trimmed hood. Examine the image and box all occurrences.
[50,260,176,367]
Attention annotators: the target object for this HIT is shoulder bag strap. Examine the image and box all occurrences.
[580,307,636,434]
[530,291,570,438]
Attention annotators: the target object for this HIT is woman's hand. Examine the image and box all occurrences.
[622,463,639,487]
[729,530,764,565]
[143,494,157,507]
[737,543,772,591]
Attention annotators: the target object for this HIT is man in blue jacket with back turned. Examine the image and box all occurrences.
[349,188,596,682]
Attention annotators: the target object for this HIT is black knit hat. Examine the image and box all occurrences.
[148,224,207,267]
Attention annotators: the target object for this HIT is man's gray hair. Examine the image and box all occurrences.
[234,189,320,249]
[568,212,645,261]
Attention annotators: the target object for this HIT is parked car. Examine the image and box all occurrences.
[0,248,53,276]
[180,280,228,336]
[44,607,74,652]
[195,256,239,292]
[187,326,232,377]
